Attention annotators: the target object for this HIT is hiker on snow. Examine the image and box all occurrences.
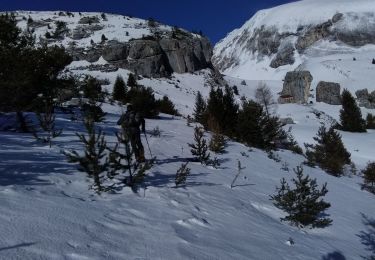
[117,103,146,163]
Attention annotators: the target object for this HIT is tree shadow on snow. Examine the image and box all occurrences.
[357,213,375,260]
[0,242,36,252]
[0,147,76,186]
[321,251,346,260]
[145,170,219,188]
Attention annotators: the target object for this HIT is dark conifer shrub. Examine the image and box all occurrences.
[126,86,158,118]
[270,166,332,228]
[366,113,375,129]
[156,96,179,116]
[362,162,375,194]
[237,100,286,150]
[305,126,351,176]
[193,91,207,125]
[340,89,366,132]
[112,75,127,102]
[127,73,137,88]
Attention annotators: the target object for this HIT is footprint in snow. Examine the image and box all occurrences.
[177,216,209,227]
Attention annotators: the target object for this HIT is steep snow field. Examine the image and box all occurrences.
[1,101,375,259]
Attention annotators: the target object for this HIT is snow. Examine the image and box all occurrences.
[1,101,375,259]
[214,0,375,82]
[1,7,375,260]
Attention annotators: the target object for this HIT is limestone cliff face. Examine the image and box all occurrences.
[15,11,213,78]
[69,33,213,78]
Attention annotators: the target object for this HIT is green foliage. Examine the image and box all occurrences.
[112,75,127,102]
[175,162,191,187]
[340,89,366,132]
[237,100,286,150]
[127,73,137,88]
[193,91,207,125]
[126,85,158,118]
[33,96,62,147]
[81,76,102,101]
[206,86,238,136]
[156,95,179,116]
[101,34,108,43]
[270,166,332,228]
[188,126,210,164]
[65,118,109,193]
[362,162,375,194]
[366,113,375,129]
[82,104,106,122]
[0,14,72,112]
[209,132,226,154]
[305,126,351,176]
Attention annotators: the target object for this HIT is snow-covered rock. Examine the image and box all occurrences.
[213,0,375,84]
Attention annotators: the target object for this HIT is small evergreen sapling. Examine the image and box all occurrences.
[366,113,375,129]
[270,166,332,228]
[175,162,191,187]
[188,126,210,164]
[33,96,62,147]
[209,132,226,154]
[65,118,109,193]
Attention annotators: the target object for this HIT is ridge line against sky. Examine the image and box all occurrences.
[0,0,298,44]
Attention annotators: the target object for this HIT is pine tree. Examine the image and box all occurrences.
[33,96,62,147]
[175,162,191,187]
[270,166,332,228]
[65,117,109,193]
[127,73,137,88]
[112,75,127,102]
[362,162,375,193]
[206,86,238,136]
[340,89,366,132]
[209,132,226,154]
[193,91,207,124]
[305,126,351,176]
[101,34,107,43]
[237,99,286,150]
[188,126,210,164]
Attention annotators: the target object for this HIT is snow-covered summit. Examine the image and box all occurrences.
[213,0,375,81]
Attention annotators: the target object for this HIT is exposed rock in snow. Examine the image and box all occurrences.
[316,81,341,105]
[279,71,313,104]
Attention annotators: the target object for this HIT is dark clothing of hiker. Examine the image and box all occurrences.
[117,106,146,162]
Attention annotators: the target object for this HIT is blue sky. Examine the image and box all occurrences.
[0,0,297,43]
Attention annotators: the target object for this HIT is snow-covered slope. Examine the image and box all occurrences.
[213,0,375,81]
[1,104,375,259]
[1,8,375,260]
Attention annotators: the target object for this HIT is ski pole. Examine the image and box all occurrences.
[144,132,153,158]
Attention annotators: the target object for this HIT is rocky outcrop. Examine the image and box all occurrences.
[279,71,313,104]
[316,81,341,105]
[270,42,295,68]
[355,88,375,108]
[296,20,333,52]
[78,16,100,24]
[214,10,375,71]
[68,34,213,78]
